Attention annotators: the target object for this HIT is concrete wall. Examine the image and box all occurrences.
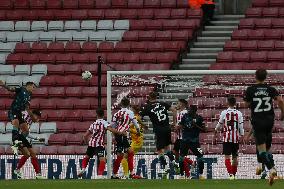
[217,0,252,14]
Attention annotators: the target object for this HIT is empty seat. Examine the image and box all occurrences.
[217,52,233,63]
[48,87,65,97]
[137,9,154,19]
[224,41,240,51]
[66,133,83,145]
[72,31,89,41]
[55,31,72,41]
[15,65,30,75]
[120,9,137,19]
[40,122,57,133]
[0,134,11,145]
[0,65,14,75]
[0,33,6,42]
[6,75,23,86]
[23,75,42,86]
[31,42,47,53]
[232,29,249,40]
[0,21,14,31]
[79,0,95,9]
[106,31,123,41]
[75,146,87,155]
[39,31,55,41]
[32,64,47,75]
[258,40,275,50]
[144,0,160,8]
[246,7,262,18]
[31,21,47,31]
[23,32,40,42]
[41,146,58,155]
[30,0,45,9]
[105,9,121,19]
[54,10,72,20]
[89,31,106,41]
[38,10,54,20]
[65,41,81,52]
[0,43,14,52]
[65,21,81,31]
[0,53,7,64]
[232,52,250,62]
[63,0,78,9]
[48,21,64,31]
[82,110,96,121]
[71,9,88,20]
[14,0,29,9]
[114,20,129,30]
[240,40,257,50]
[96,0,111,8]
[6,32,22,42]
[255,18,272,29]
[48,133,66,146]
[81,20,96,30]
[82,42,97,52]
[263,7,279,17]
[98,42,114,52]
[0,0,13,9]
[66,87,82,97]
[250,51,267,62]
[154,8,171,19]
[88,9,105,20]
[239,18,255,29]
[57,146,76,155]
[122,31,138,41]
[15,21,30,31]
[97,20,113,30]
[171,8,187,19]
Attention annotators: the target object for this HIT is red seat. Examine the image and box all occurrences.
[130,42,146,52]
[47,0,61,9]
[14,0,29,9]
[74,98,91,109]
[240,40,257,50]
[187,9,203,19]
[73,122,92,133]
[38,10,54,20]
[138,30,155,41]
[0,0,13,9]
[106,53,123,63]
[217,51,233,63]
[144,0,160,8]
[123,31,138,41]
[120,9,138,19]
[232,29,249,40]
[161,0,176,7]
[130,20,146,30]
[172,30,193,40]
[72,53,90,64]
[56,53,72,64]
[156,52,177,64]
[275,40,284,50]
[145,19,162,30]
[149,63,171,70]
[177,0,188,8]
[41,146,58,155]
[164,41,186,52]
[162,19,179,30]
[179,19,196,30]
[56,98,74,109]
[248,29,264,40]
[137,9,154,19]
[147,41,164,52]
[57,122,75,133]
[96,0,111,8]
[124,53,140,64]
[54,10,71,20]
[64,110,82,121]
[88,9,105,19]
[64,64,82,75]
[33,87,48,98]
[105,9,121,19]
[30,98,40,109]
[72,75,90,86]
[232,52,250,62]
[75,146,87,155]
[250,51,267,62]
[267,51,284,62]
[252,0,269,7]
[262,7,279,17]
[255,18,271,29]
[270,0,284,7]
[23,10,38,20]
[111,0,127,8]
[115,42,131,52]
[140,53,157,63]
[15,43,30,53]
[264,29,281,40]
[48,87,65,97]
[66,87,82,97]
[81,64,98,75]
[239,18,255,29]
[82,42,97,52]
[31,42,47,53]
[40,76,56,86]
[89,53,106,64]
[72,10,88,20]
[57,146,76,155]
[154,9,171,19]
[128,0,143,8]
[98,42,114,52]
[79,0,94,9]
[47,110,65,121]
[48,42,65,53]
[23,54,39,64]
[40,99,56,109]
[0,11,6,20]
[224,41,240,51]
[48,133,67,146]
[39,53,55,64]
[82,87,98,97]
[155,30,171,41]
[257,40,275,50]
[171,8,187,19]
[279,8,284,17]
[272,18,284,29]
[82,110,97,121]
[6,10,23,20]
[63,0,78,9]
[66,134,83,146]
[6,53,23,64]
[245,7,262,18]
[65,42,81,53]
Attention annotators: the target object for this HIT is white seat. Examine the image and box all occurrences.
[89,31,106,41]
[6,32,23,42]
[6,75,24,86]
[23,32,40,42]
[23,75,43,86]
[31,21,47,31]
[0,43,14,52]
[114,20,130,30]
[0,134,11,145]
[0,122,5,134]
[72,31,89,41]
[6,123,14,133]
[32,64,47,75]
[39,32,56,41]
[65,21,81,31]
[81,20,96,30]
[55,31,73,41]
[0,65,14,75]
[0,53,7,64]
[31,134,49,145]
[0,21,14,31]
[48,21,64,31]
[97,20,113,30]
[15,65,31,75]
[30,123,40,133]
[0,32,6,42]
[0,75,8,83]
[106,31,124,41]
[15,21,31,31]
[40,122,57,133]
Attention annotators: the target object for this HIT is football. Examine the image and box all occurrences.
[82,71,92,80]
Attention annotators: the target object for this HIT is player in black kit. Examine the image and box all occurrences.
[244,69,284,185]
[140,92,177,169]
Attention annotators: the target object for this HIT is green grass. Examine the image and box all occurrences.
[1,180,284,189]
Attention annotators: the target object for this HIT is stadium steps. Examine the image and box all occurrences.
[180,15,242,70]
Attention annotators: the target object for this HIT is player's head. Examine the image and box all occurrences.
[189,105,197,115]
[120,97,130,108]
[96,108,104,118]
[26,82,36,93]
[148,92,158,102]
[227,96,236,107]
[177,99,188,109]
[32,109,41,122]
[255,69,267,82]
[131,105,140,114]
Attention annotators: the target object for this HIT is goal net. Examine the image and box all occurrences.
[106,70,284,179]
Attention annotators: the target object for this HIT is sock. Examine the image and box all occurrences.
[179,157,184,176]
[267,152,275,168]
[225,159,232,175]
[82,156,90,169]
[184,157,193,165]
[232,165,237,175]
[113,155,123,175]
[183,158,190,177]
[31,157,40,174]
[259,151,273,170]
[159,154,167,167]
[121,158,129,176]
[98,161,106,176]
[166,151,175,162]
[17,155,29,170]
[197,157,205,175]
[128,151,134,175]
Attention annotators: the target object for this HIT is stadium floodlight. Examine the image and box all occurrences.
[106,70,284,179]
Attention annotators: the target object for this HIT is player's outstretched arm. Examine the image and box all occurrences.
[0,80,16,92]
[107,126,127,136]
[276,96,284,120]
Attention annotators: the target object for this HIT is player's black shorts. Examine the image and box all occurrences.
[115,135,130,153]
[86,146,105,158]
[173,139,182,152]
[12,130,32,148]
[251,116,274,146]
[180,140,203,158]
[223,142,239,157]
[154,127,171,151]
[8,110,25,124]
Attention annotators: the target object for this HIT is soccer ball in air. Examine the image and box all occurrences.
[82,71,92,80]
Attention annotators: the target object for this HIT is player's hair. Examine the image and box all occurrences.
[131,105,140,114]
[255,69,267,82]
[120,97,130,107]
[32,109,41,117]
[189,105,197,114]
[227,96,236,106]
[178,99,188,107]
[148,92,158,100]
[96,108,104,117]
[26,82,35,86]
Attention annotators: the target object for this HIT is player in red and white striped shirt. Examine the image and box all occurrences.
[111,97,140,179]
[214,96,244,179]
[78,108,125,178]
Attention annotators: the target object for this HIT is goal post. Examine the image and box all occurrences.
[106,70,284,179]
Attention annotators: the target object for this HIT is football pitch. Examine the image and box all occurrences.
[1,180,284,189]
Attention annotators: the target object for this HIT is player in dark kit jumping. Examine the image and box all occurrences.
[179,105,206,179]
[140,92,177,170]
[244,69,284,185]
